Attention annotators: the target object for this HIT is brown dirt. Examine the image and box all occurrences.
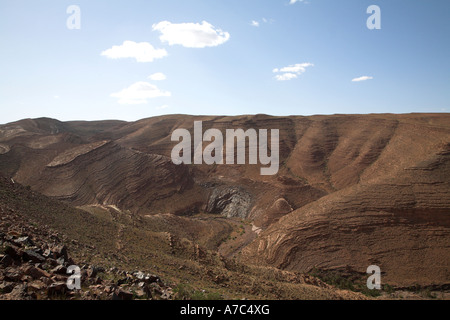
[1,113,449,293]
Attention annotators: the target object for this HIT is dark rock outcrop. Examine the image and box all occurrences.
[206,186,252,218]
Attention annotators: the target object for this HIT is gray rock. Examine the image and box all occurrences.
[23,250,46,263]
[134,271,145,280]
[206,186,252,218]
[13,236,34,247]
[56,257,66,266]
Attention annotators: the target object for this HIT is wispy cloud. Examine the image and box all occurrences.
[111,82,171,105]
[101,41,167,63]
[352,76,373,82]
[273,63,314,81]
[152,21,230,48]
[250,18,274,27]
[148,72,167,81]
[274,73,298,81]
[289,0,309,4]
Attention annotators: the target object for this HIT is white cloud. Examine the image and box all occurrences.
[111,82,171,105]
[251,18,273,27]
[101,41,167,63]
[273,63,314,74]
[152,21,230,48]
[275,73,298,81]
[352,76,373,82]
[148,72,167,81]
[273,63,314,81]
[156,104,170,110]
[289,0,308,4]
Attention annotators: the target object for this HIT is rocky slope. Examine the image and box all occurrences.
[241,116,450,287]
[0,176,366,300]
[0,176,173,300]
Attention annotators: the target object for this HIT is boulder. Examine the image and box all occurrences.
[51,245,68,260]
[22,250,45,263]
[13,236,34,247]
[21,265,51,279]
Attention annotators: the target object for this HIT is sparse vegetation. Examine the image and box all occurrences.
[408,285,438,299]
[421,288,437,299]
[382,283,395,295]
[308,268,386,298]
[173,283,223,300]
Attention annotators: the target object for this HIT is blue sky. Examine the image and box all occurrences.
[0,0,449,123]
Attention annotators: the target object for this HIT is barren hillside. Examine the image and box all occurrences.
[1,113,449,291]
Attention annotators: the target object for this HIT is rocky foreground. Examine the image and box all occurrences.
[0,210,172,300]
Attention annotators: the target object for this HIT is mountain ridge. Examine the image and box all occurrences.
[1,113,449,289]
